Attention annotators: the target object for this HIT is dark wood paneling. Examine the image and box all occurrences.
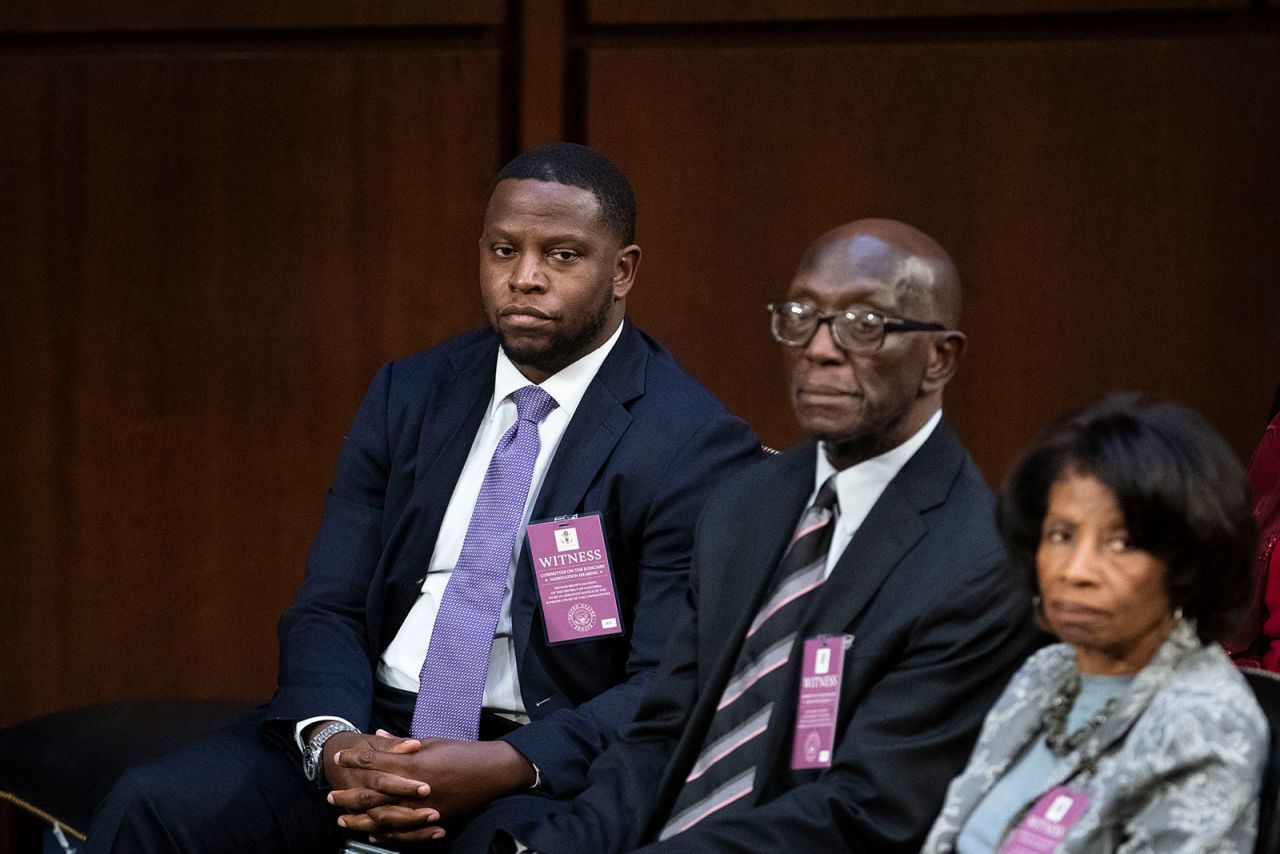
[588,32,1280,481]
[520,0,568,148]
[0,45,500,728]
[0,0,503,33]
[587,0,1246,25]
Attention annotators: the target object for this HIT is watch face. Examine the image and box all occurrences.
[304,749,319,781]
[305,722,355,783]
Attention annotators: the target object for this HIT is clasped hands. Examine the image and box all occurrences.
[323,730,535,846]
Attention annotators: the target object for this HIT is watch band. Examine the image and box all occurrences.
[302,721,360,784]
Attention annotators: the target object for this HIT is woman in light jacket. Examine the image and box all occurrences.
[923,394,1268,853]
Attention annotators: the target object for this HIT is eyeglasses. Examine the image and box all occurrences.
[767,301,946,353]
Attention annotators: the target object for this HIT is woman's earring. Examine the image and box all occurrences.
[1031,595,1051,632]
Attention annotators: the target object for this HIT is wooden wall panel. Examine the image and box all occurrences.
[589,31,1280,481]
[520,0,568,148]
[0,44,500,728]
[587,0,1246,25]
[0,0,503,32]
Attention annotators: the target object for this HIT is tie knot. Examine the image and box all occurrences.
[511,384,558,425]
[812,476,839,514]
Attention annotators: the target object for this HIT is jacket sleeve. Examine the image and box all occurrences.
[503,412,762,795]
[1112,684,1267,854]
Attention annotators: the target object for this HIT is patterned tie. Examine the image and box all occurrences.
[659,476,839,840]
[412,384,558,740]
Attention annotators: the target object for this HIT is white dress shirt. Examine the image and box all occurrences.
[295,321,624,748]
[812,409,942,577]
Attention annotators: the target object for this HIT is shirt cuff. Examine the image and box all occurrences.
[492,830,531,853]
[293,715,358,754]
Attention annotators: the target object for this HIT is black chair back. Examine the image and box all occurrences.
[1243,667,1280,854]
[0,700,252,840]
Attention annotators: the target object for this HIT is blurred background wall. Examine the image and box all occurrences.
[2,0,1278,733]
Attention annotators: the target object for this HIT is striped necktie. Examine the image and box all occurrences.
[659,477,840,840]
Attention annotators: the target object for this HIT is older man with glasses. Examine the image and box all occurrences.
[478,218,1042,854]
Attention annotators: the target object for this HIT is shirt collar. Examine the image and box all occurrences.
[814,408,943,501]
[491,319,626,418]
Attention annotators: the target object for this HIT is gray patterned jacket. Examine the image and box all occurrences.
[922,620,1267,853]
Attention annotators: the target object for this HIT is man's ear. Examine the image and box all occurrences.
[921,331,966,394]
[612,244,641,301]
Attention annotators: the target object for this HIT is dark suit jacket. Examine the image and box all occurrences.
[265,323,762,795]
[516,420,1041,852]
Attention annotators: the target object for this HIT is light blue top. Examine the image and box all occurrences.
[955,672,1134,853]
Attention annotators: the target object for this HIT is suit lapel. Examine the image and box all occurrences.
[799,494,926,637]
[527,325,643,522]
[382,335,494,604]
[512,323,646,670]
[800,420,965,636]
[706,449,817,662]
[415,334,498,489]
[691,449,819,704]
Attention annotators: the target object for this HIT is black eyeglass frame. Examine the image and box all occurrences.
[767,301,947,353]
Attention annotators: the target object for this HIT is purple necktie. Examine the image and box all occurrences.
[412,384,559,740]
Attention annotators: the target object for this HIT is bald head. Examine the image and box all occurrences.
[798,218,961,328]
[782,217,968,469]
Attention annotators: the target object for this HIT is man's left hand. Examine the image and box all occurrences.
[329,735,536,844]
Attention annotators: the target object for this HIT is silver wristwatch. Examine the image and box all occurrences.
[302,721,361,784]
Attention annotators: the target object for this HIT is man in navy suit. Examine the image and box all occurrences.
[490,218,1040,853]
[86,143,761,853]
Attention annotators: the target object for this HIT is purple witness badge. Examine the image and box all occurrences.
[527,514,623,644]
[791,634,851,770]
[1000,787,1092,853]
